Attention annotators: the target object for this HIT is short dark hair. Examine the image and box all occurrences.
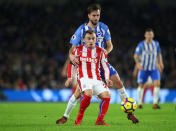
[84,30,95,37]
[87,3,101,14]
[145,28,154,33]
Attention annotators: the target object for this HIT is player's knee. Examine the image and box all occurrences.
[74,93,81,99]
[154,83,160,87]
[138,84,144,88]
[153,81,160,87]
[74,88,81,99]
[99,91,111,99]
[84,89,93,97]
[105,91,111,98]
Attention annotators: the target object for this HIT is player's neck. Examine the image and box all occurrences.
[87,21,97,28]
[145,39,153,43]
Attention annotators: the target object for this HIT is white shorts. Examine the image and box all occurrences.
[78,78,110,96]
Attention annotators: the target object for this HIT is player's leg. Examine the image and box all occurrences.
[63,86,81,117]
[142,77,153,103]
[56,79,81,124]
[74,79,93,125]
[137,70,148,108]
[108,64,128,100]
[107,64,139,123]
[94,81,111,125]
[137,83,144,108]
[151,70,161,109]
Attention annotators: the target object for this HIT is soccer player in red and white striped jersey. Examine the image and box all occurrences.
[71,30,112,125]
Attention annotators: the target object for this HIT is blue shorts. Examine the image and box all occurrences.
[137,69,160,84]
[100,63,118,79]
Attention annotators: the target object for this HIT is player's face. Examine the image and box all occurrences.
[84,33,96,48]
[145,31,154,41]
[88,10,100,25]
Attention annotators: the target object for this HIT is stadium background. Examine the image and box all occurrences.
[0,0,176,103]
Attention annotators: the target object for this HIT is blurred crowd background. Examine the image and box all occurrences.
[0,0,176,90]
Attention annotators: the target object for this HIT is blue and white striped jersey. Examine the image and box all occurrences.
[135,40,161,71]
[70,22,111,49]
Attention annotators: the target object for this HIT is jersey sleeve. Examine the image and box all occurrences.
[101,51,110,80]
[104,25,111,42]
[67,48,78,79]
[72,48,78,55]
[156,41,161,54]
[70,25,83,47]
[67,63,73,79]
[135,43,142,55]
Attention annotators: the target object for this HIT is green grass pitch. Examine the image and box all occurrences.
[0,103,175,131]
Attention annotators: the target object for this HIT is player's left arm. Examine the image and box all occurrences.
[106,40,113,54]
[157,42,164,72]
[157,53,164,72]
[101,51,113,86]
[104,25,113,54]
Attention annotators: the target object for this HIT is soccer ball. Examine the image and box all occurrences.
[121,98,137,113]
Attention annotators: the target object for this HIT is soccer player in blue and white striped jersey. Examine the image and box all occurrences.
[134,28,164,109]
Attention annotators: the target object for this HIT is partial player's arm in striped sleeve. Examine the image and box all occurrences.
[101,51,113,87]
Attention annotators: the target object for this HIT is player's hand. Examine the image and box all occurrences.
[70,54,79,65]
[101,48,108,54]
[106,79,113,87]
[136,63,143,70]
[65,78,72,87]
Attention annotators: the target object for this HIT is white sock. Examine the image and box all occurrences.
[117,87,129,100]
[63,95,79,118]
[153,87,160,104]
[137,87,144,105]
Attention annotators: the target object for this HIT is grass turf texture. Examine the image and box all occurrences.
[0,103,175,131]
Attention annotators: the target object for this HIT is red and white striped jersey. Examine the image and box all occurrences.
[70,45,110,80]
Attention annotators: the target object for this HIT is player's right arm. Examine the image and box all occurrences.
[134,43,143,70]
[65,48,78,87]
[156,41,164,72]
[69,25,83,65]
[69,45,79,65]
[65,63,73,87]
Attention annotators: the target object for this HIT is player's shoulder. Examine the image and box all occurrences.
[99,22,109,29]
[153,40,160,45]
[76,24,85,31]
[138,41,144,46]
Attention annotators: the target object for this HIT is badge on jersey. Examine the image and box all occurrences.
[71,35,76,40]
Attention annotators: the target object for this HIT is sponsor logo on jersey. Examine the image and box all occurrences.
[72,34,76,40]
[97,31,102,36]
[80,57,98,63]
[143,50,155,54]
